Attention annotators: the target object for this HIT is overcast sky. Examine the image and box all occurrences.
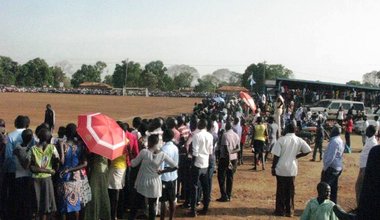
[1,0,380,83]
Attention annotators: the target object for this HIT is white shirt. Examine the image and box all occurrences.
[337,111,344,120]
[360,136,378,168]
[192,129,213,169]
[362,121,369,133]
[271,133,311,176]
[160,141,179,182]
[232,122,242,138]
[211,121,219,137]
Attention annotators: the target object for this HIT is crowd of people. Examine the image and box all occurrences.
[0,92,380,220]
[0,85,214,98]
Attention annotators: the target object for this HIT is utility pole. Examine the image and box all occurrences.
[123,58,129,96]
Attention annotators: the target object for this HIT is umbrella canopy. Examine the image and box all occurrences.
[239,91,256,113]
[77,113,126,160]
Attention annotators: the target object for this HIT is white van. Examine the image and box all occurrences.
[310,99,365,119]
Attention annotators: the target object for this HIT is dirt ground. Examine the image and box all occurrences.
[0,93,360,219]
[0,93,201,129]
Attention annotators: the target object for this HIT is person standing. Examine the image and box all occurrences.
[345,115,353,149]
[188,119,213,217]
[265,117,279,161]
[30,128,59,220]
[160,130,179,220]
[361,116,369,146]
[2,115,29,219]
[355,125,377,205]
[311,120,325,162]
[336,106,344,127]
[129,135,177,220]
[13,129,34,220]
[271,123,311,217]
[321,125,344,204]
[274,93,284,135]
[252,117,267,170]
[217,122,240,202]
[84,153,111,220]
[58,123,88,220]
[239,118,249,165]
[44,104,55,132]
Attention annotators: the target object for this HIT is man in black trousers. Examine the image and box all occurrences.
[217,122,240,202]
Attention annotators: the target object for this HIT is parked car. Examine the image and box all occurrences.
[310,99,365,119]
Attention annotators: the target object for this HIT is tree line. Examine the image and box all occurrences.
[0,55,296,92]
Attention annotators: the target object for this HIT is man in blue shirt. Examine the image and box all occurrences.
[2,115,29,219]
[160,129,179,220]
[322,125,344,203]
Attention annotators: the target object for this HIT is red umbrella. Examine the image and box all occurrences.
[77,113,126,160]
[239,91,256,113]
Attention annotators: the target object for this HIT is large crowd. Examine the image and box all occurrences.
[0,86,214,98]
[0,92,380,220]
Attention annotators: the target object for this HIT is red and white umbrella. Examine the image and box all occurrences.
[77,113,126,160]
[239,91,256,113]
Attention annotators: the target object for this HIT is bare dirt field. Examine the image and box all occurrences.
[0,93,360,219]
[0,93,201,129]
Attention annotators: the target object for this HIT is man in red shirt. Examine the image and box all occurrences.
[345,115,353,149]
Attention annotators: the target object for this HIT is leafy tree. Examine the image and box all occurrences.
[50,66,66,87]
[112,60,142,88]
[173,72,194,88]
[71,61,106,87]
[346,80,361,86]
[194,74,219,92]
[242,62,293,92]
[140,72,158,90]
[0,56,18,85]
[17,58,53,87]
[103,75,113,86]
[161,74,175,91]
[141,61,169,90]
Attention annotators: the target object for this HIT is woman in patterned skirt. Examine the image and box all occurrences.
[57,123,88,220]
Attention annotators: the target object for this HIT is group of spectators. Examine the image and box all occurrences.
[0,85,215,98]
[1,92,380,220]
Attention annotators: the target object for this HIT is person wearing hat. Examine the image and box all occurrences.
[321,124,344,204]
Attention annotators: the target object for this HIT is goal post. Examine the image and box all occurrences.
[117,87,149,97]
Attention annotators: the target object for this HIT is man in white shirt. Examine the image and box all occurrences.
[160,129,179,220]
[217,122,240,202]
[356,125,378,205]
[188,119,213,217]
[271,123,311,217]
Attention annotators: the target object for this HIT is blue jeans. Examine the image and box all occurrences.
[321,167,342,203]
